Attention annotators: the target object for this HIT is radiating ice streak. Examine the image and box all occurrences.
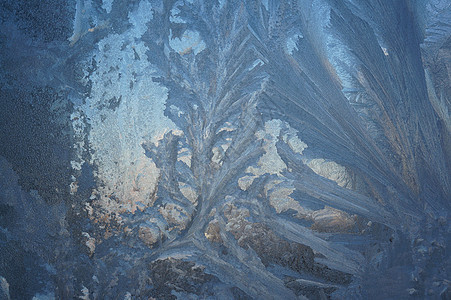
[328,0,450,206]
[268,215,364,275]
[276,141,397,225]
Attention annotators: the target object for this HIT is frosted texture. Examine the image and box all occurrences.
[0,0,449,299]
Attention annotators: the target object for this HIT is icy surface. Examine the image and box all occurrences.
[0,0,450,299]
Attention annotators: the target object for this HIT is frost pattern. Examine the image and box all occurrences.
[73,3,177,217]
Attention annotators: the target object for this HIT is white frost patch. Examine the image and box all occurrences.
[238,175,257,191]
[217,122,236,133]
[325,35,355,89]
[69,110,87,193]
[169,29,206,55]
[82,232,96,256]
[69,0,103,45]
[306,158,352,188]
[286,33,303,55]
[282,127,308,155]
[311,206,355,232]
[218,0,226,9]
[79,286,89,300]
[70,160,83,171]
[170,4,185,24]
[69,0,86,44]
[102,0,114,13]
[124,292,132,300]
[212,147,223,165]
[265,180,312,217]
[178,147,192,168]
[128,0,153,38]
[179,182,198,204]
[246,119,291,176]
[73,29,177,215]
[240,119,307,189]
